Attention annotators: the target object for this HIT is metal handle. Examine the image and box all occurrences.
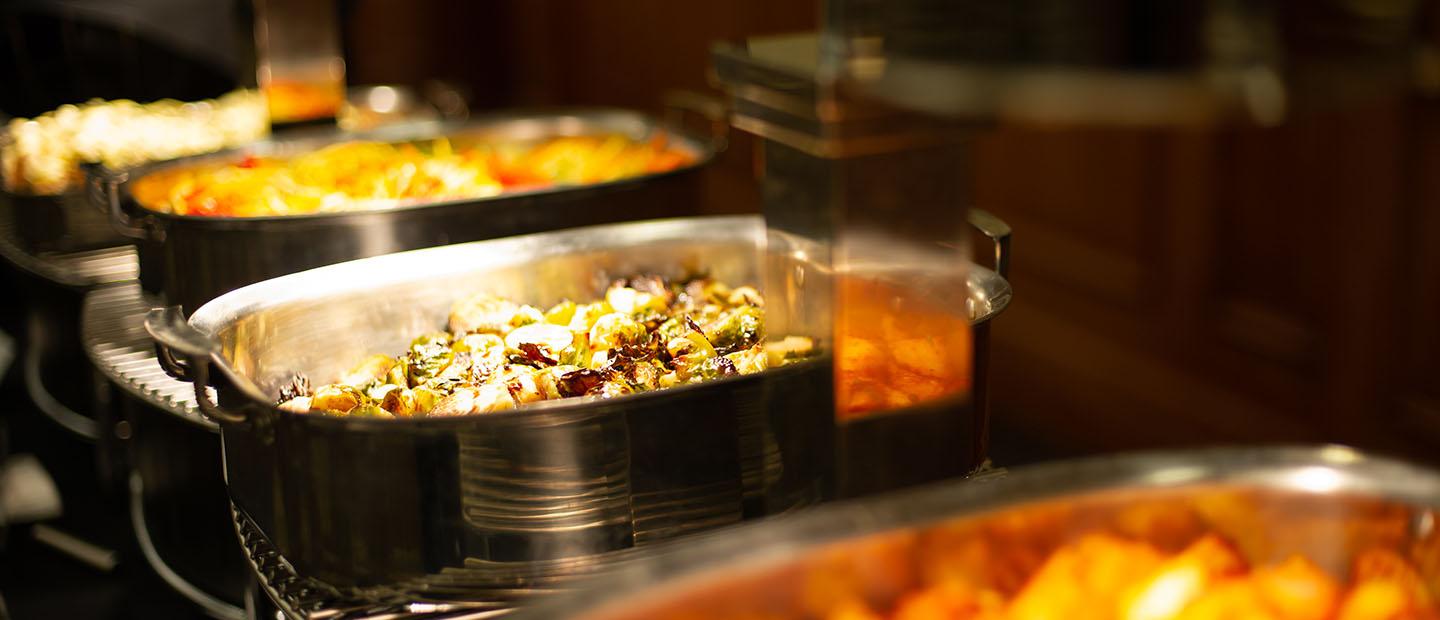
[87,166,147,239]
[662,89,729,153]
[144,307,247,425]
[23,342,100,441]
[967,208,1011,279]
[129,473,246,620]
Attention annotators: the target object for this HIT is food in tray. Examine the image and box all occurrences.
[836,277,973,419]
[129,132,695,217]
[800,514,1437,620]
[850,536,1432,620]
[277,276,815,418]
[1,90,268,195]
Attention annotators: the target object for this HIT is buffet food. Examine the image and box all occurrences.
[278,275,815,418]
[813,532,1435,620]
[129,132,695,217]
[1,90,268,195]
[837,277,972,419]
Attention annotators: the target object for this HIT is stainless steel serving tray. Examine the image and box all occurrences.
[525,446,1440,620]
[145,214,1011,600]
[145,215,836,594]
[96,107,719,314]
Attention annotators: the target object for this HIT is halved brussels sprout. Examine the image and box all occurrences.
[349,404,395,419]
[545,300,577,325]
[703,305,762,352]
[449,294,519,334]
[472,380,517,413]
[412,386,443,415]
[588,313,647,351]
[725,346,768,375]
[453,332,504,354]
[340,354,396,387]
[505,322,576,356]
[430,387,478,417]
[567,303,610,333]
[311,384,364,414]
[606,285,667,316]
[726,286,763,307]
[380,386,418,417]
[510,305,546,328]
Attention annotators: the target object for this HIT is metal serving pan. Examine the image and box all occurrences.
[0,126,131,254]
[525,446,1440,620]
[144,216,835,594]
[144,215,1010,599]
[94,107,719,315]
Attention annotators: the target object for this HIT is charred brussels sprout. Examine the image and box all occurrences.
[588,313,647,351]
[703,305,763,353]
[310,384,365,414]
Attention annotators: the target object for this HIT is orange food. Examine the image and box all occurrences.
[264,78,344,122]
[131,133,694,217]
[827,531,1435,620]
[834,277,972,419]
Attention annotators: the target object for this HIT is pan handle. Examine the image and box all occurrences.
[967,208,1011,279]
[144,307,247,425]
[87,166,147,239]
[662,89,729,153]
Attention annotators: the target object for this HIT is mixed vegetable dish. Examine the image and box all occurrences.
[130,132,694,217]
[277,276,814,418]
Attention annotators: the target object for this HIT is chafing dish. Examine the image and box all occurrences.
[145,215,1010,601]
[145,215,833,594]
[95,107,720,314]
[526,446,1440,620]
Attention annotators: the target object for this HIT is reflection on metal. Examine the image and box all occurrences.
[0,193,138,288]
[81,282,209,429]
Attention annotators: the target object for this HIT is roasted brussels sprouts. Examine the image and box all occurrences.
[282,276,819,418]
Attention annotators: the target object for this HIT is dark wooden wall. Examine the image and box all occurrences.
[981,83,1440,465]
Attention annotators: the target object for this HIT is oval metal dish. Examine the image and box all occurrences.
[95,107,721,314]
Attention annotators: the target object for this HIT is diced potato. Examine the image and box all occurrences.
[1009,534,1165,620]
[1121,535,1247,620]
[894,581,1003,620]
[1252,556,1341,620]
[1173,580,1276,620]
